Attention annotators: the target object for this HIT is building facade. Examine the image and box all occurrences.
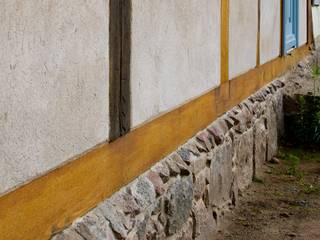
[0,1,317,239]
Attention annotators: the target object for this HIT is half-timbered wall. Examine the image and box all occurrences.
[0,0,311,197]
[0,2,312,238]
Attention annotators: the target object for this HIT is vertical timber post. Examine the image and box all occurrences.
[256,0,261,67]
[109,0,132,141]
[307,0,314,46]
[221,0,229,85]
[218,0,230,106]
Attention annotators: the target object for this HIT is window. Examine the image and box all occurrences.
[283,0,299,55]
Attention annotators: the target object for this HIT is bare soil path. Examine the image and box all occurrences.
[212,148,320,240]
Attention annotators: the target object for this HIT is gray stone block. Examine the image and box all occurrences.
[233,129,254,191]
[253,118,267,178]
[130,177,156,210]
[192,199,216,240]
[73,212,116,240]
[166,176,193,235]
[209,139,234,208]
[52,229,84,240]
[265,97,278,161]
[98,201,130,238]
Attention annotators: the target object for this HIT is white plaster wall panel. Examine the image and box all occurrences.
[299,0,308,46]
[0,0,109,194]
[130,0,221,127]
[229,0,258,79]
[260,0,281,64]
[312,6,320,49]
[313,7,320,37]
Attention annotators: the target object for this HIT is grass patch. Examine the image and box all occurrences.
[279,147,320,163]
[277,149,304,179]
[253,176,264,184]
[303,184,320,195]
[273,191,284,198]
[298,178,320,195]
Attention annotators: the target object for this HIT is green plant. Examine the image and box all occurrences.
[312,64,320,96]
[303,184,320,195]
[284,64,320,148]
[253,176,264,184]
[285,95,320,147]
[283,153,302,177]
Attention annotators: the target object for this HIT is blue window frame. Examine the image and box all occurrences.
[283,0,299,55]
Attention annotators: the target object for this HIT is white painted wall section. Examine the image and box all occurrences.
[260,0,281,64]
[0,0,110,195]
[299,0,308,46]
[229,0,258,79]
[313,6,320,37]
[130,0,221,127]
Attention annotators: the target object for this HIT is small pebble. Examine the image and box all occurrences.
[269,157,280,164]
[286,232,297,238]
[280,212,290,218]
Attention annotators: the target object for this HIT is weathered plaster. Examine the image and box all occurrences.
[260,0,281,64]
[0,1,110,194]
[229,0,258,79]
[313,6,320,38]
[299,0,308,46]
[130,0,221,127]
[312,6,320,48]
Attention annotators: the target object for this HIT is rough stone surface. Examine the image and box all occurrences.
[146,171,165,196]
[130,177,156,210]
[192,199,216,240]
[52,76,289,240]
[234,129,254,191]
[194,169,207,200]
[127,213,150,240]
[210,139,234,208]
[168,153,191,175]
[177,148,191,162]
[274,88,285,135]
[189,153,208,174]
[52,229,84,240]
[253,118,267,178]
[73,212,116,240]
[109,188,140,215]
[166,176,194,235]
[98,202,130,238]
[166,218,193,240]
[151,162,170,183]
[266,97,279,161]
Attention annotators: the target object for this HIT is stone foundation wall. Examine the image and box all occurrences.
[52,78,286,240]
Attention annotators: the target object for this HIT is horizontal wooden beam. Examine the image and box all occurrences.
[0,45,310,240]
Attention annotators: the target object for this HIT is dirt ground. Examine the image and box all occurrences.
[212,147,320,240]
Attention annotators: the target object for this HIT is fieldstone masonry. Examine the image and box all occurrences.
[52,79,285,240]
[52,54,316,239]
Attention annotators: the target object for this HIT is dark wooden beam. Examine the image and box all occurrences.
[256,0,261,66]
[109,0,132,141]
[307,0,314,46]
[120,0,132,136]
